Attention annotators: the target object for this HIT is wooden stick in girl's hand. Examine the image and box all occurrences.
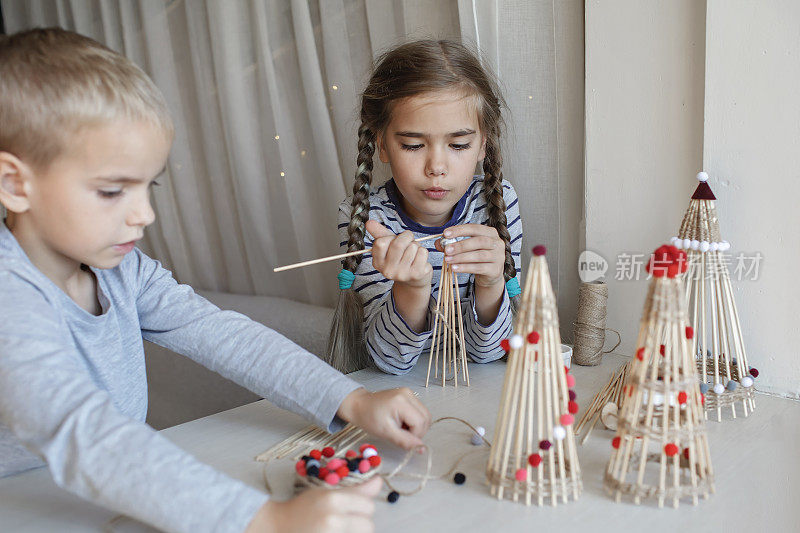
[273,233,443,272]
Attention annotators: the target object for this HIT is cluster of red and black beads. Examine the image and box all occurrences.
[295,444,381,486]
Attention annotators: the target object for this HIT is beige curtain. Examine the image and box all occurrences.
[2,0,583,331]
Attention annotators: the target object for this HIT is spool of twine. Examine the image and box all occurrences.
[573,281,619,366]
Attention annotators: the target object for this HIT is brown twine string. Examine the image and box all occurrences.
[572,281,621,366]
[262,416,491,498]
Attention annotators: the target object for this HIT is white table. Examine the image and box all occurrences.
[2,353,798,532]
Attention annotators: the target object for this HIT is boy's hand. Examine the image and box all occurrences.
[436,224,505,288]
[337,388,432,450]
[246,477,382,533]
[365,220,432,289]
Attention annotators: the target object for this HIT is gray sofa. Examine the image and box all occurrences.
[144,290,334,430]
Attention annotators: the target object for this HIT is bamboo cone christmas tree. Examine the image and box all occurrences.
[604,245,714,508]
[426,239,469,387]
[486,245,582,506]
[670,171,758,421]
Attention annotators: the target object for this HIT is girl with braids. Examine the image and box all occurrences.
[328,40,523,375]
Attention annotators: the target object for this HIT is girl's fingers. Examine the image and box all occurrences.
[442,235,498,256]
[445,250,497,264]
[365,219,394,239]
[443,223,497,239]
[383,231,414,267]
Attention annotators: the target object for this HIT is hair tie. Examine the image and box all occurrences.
[505,277,521,298]
[337,269,356,289]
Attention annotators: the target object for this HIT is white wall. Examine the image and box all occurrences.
[584,1,706,364]
[703,0,800,398]
[586,0,799,399]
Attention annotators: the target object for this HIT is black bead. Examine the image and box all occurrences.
[387,491,400,503]
[347,458,360,471]
[306,465,319,477]
[453,472,466,485]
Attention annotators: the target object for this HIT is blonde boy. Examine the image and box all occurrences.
[0,28,430,533]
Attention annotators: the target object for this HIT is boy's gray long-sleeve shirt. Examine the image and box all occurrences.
[0,223,362,533]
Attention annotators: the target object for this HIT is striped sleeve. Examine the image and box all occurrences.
[460,180,523,362]
[337,201,434,375]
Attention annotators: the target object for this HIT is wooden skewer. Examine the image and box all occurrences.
[273,233,444,272]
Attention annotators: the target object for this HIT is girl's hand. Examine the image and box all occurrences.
[246,477,382,533]
[436,224,505,288]
[365,220,433,289]
[336,387,432,450]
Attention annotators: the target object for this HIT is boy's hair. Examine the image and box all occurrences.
[0,27,173,170]
[327,39,519,373]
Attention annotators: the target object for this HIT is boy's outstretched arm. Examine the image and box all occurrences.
[336,387,431,449]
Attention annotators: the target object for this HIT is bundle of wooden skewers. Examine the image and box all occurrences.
[574,361,631,444]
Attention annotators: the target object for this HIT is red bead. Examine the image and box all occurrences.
[322,446,335,458]
[324,472,340,485]
[566,374,576,388]
[612,436,621,449]
[532,244,547,256]
[368,455,381,467]
[345,450,358,458]
[359,443,375,453]
[664,443,679,457]
[636,347,645,361]
[318,467,329,479]
[678,391,688,404]
[336,465,349,478]
[295,461,307,476]
[500,338,511,352]
[358,459,371,474]
[309,449,322,460]
[568,401,579,414]
[683,447,690,460]
[685,326,694,339]
[527,331,540,344]
[660,344,666,356]
[528,453,542,467]
[327,458,345,470]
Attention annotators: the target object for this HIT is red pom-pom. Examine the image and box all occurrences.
[612,436,621,449]
[532,244,547,256]
[368,455,381,467]
[359,443,376,453]
[528,453,542,467]
[685,326,694,339]
[700,393,705,405]
[660,344,666,356]
[664,443,679,457]
[515,468,528,481]
[683,447,690,460]
[345,450,358,458]
[527,331,540,344]
[749,368,759,378]
[318,467,329,479]
[295,460,307,476]
[646,245,688,279]
[565,365,570,374]
[327,458,345,470]
[500,338,511,352]
[560,414,574,426]
[678,391,688,404]
[566,374,576,388]
[325,472,341,485]
[322,446,335,458]
[336,465,349,478]
[539,440,552,451]
[358,459,370,474]
[636,347,645,361]
[310,449,322,460]
[568,401,579,414]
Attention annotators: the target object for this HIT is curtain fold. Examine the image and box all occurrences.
[1,0,583,326]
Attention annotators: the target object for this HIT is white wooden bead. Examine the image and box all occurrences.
[509,334,524,350]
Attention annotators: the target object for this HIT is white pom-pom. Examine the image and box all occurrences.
[700,241,710,253]
[690,240,700,251]
[710,242,719,252]
[553,426,567,441]
[713,383,725,394]
[652,393,664,406]
[509,334,524,349]
[441,237,458,246]
[720,241,731,251]
[362,447,378,459]
[697,171,709,182]
[741,376,754,388]
[674,239,684,249]
[476,426,486,436]
[682,238,691,249]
